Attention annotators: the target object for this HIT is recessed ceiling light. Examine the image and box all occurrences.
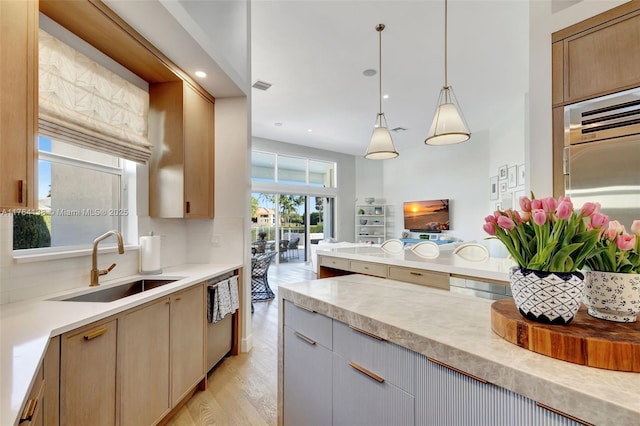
[274,122,283,127]
[195,70,207,78]
[363,69,377,77]
[307,129,313,133]
[383,94,389,99]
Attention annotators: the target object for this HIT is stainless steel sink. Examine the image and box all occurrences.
[59,279,178,302]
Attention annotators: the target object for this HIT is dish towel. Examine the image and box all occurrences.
[208,277,239,323]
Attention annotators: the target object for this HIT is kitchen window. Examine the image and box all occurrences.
[12,136,133,251]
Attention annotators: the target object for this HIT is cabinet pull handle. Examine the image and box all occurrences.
[364,266,369,270]
[535,402,593,426]
[186,201,191,214]
[176,297,182,301]
[19,399,37,423]
[349,325,385,341]
[294,331,316,346]
[84,327,107,340]
[410,271,423,276]
[17,180,24,204]
[294,303,316,313]
[428,358,487,384]
[349,361,384,383]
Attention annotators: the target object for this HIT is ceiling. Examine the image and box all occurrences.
[103,0,530,157]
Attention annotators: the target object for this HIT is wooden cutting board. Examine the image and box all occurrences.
[491,298,640,372]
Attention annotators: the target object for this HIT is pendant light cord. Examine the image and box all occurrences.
[444,0,448,88]
[378,24,383,115]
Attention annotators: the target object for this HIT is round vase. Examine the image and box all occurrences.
[584,271,640,323]
[509,267,586,325]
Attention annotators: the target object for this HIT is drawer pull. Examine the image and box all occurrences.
[294,303,316,313]
[349,325,385,341]
[364,266,369,270]
[19,399,37,423]
[83,327,108,341]
[294,331,316,346]
[428,358,487,384]
[17,180,24,204]
[535,402,593,426]
[349,361,384,383]
[410,271,423,276]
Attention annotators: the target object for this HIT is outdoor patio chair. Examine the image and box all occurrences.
[251,251,277,302]
[287,237,300,259]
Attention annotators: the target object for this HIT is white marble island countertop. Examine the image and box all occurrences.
[0,262,241,426]
[278,274,640,426]
[316,245,515,282]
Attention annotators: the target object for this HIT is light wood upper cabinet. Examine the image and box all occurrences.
[60,318,117,426]
[119,298,171,426]
[149,81,215,219]
[0,0,37,210]
[171,284,206,405]
[560,10,640,103]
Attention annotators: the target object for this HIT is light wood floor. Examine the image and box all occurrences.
[167,262,316,426]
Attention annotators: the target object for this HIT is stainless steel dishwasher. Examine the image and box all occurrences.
[206,272,236,371]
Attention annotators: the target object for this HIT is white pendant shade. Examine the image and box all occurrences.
[425,87,470,146]
[425,0,471,146]
[365,113,399,160]
[364,24,398,160]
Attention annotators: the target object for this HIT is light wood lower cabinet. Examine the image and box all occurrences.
[119,298,171,426]
[349,260,387,278]
[53,282,206,426]
[388,266,449,290]
[60,318,118,426]
[170,284,206,405]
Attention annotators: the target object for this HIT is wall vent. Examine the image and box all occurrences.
[252,80,272,91]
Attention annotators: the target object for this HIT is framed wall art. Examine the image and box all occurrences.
[508,166,517,188]
[498,164,508,180]
[490,176,498,200]
[517,163,525,186]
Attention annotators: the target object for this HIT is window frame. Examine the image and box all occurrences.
[12,137,134,258]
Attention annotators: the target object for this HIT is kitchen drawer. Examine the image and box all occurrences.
[319,255,349,271]
[284,299,332,350]
[349,260,387,278]
[333,320,415,394]
[333,352,415,426]
[19,364,44,426]
[388,266,449,290]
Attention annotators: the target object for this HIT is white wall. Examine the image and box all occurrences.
[382,130,491,243]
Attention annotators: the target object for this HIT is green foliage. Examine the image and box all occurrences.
[13,213,51,249]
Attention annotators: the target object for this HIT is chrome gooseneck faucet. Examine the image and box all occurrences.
[90,230,125,286]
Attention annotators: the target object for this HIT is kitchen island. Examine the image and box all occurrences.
[0,262,242,426]
[277,274,639,426]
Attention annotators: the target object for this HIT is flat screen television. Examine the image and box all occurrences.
[403,199,450,232]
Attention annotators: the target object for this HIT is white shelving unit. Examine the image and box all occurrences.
[355,204,386,244]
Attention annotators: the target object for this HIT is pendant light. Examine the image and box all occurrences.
[365,24,399,160]
[425,0,471,145]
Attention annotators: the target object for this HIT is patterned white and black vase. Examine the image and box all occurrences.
[584,271,640,323]
[509,267,586,325]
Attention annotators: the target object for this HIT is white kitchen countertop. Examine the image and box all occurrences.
[316,245,515,282]
[279,275,640,426]
[0,262,241,426]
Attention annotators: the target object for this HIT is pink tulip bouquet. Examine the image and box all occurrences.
[482,194,607,273]
[585,220,640,273]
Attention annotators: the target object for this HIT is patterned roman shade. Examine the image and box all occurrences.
[38,29,151,163]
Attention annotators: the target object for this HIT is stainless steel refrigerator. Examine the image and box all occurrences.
[564,88,640,229]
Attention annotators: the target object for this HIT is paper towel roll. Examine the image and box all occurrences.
[139,235,162,274]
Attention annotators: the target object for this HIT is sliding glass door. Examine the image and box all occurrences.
[251,192,334,264]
